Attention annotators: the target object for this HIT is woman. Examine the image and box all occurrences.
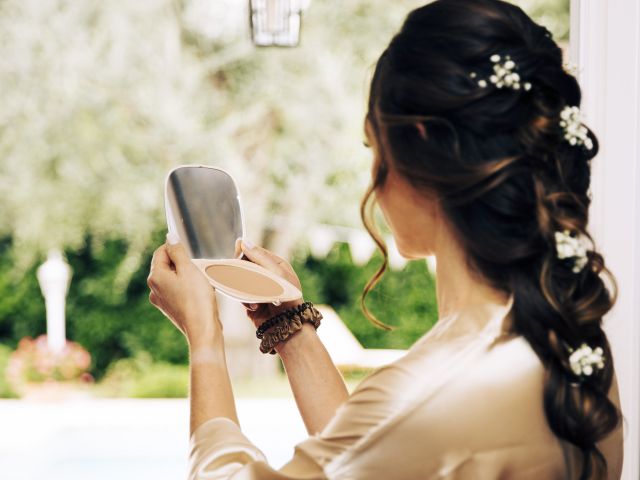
[147,0,624,478]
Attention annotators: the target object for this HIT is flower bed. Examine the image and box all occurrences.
[6,335,93,400]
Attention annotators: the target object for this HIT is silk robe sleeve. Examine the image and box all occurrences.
[188,297,623,480]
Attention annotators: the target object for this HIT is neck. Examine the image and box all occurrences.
[433,224,509,325]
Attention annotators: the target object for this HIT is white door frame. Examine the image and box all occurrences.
[570,1,640,478]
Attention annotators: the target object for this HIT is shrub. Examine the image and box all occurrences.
[6,335,92,393]
[292,242,438,349]
[0,233,439,382]
[0,343,18,398]
[97,352,188,398]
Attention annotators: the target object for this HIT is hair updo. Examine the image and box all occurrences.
[358,0,623,478]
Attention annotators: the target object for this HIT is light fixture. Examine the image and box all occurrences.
[249,0,309,47]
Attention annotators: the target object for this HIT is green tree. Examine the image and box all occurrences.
[0,0,568,273]
[0,0,570,380]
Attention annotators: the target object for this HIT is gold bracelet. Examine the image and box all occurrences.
[259,302,322,354]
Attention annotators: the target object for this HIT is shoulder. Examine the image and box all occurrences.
[294,334,570,479]
[405,334,568,477]
[406,334,543,409]
[421,335,550,431]
[352,331,549,421]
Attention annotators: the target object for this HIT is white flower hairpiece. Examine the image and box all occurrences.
[568,343,605,377]
[469,53,532,91]
[469,55,594,152]
[562,60,579,76]
[559,105,593,150]
[554,229,589,273]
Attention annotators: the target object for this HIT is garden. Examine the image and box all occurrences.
[0,0,569,478]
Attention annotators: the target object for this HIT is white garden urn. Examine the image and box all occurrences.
[36,250,72,353]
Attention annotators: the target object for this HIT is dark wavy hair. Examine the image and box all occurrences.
[358,1,623,478]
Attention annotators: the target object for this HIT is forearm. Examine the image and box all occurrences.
[189,338,239,436]
[275,323,350,435]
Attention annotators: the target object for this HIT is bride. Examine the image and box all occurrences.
[147,0,624,478]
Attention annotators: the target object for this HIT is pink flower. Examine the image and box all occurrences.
[6,335,93,388]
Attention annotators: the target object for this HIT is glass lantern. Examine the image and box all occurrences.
[250,0,308,47]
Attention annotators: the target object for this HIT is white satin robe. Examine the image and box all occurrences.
[188,294,624,479]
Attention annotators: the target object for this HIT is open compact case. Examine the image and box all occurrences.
[164,165,302,305]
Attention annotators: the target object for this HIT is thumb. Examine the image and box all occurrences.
[165,232,191,271]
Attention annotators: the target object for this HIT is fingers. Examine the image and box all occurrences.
[241,302,260,311]
[148,241,177,292]
[165,236,192,273]
[240,240,288,275]
[244,304,269,324]
[150,244,173,274]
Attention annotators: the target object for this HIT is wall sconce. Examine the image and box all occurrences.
[249,0,310,47]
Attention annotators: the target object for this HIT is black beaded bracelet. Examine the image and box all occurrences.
[256,301,315,339]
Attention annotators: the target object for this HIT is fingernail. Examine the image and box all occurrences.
[166,231,180,245]
[242,237,254,249]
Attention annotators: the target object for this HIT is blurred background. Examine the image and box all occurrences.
[0,0,568,478]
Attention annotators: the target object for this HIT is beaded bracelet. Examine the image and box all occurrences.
[257,301,322,354]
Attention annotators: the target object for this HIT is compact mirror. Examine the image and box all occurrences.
[164,165,302,305]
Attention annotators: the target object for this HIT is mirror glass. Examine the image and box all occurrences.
[165,166,243,260]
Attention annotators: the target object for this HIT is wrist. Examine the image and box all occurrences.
[265,298,306,323]
[274,322,318,359]
[188,332,224,355]
[253,298,305,331]
[185,310,223,349]
[280,298,305,310]
[257,301,322,355]
[189,342,226,365]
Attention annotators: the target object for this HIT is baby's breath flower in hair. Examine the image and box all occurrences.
[554,229,589,273]
[469,53,532,91]
[562,60,579,76]
[568,343,605,377]
[559,105,593,150]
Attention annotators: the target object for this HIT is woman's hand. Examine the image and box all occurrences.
[147,234,222,348]
[234,237,305,328]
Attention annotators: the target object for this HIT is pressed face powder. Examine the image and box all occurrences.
[205,264,285,297]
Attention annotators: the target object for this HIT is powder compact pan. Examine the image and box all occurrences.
[164,165,302,305]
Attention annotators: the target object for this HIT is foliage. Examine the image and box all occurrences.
[95,352,377,398]
[0,0,426,279]
[0,0,569,390]
[0,237,46,343]
[507,0,570,41]
[0,231,438,380]
[63,230,189,380]
[0,0,219,279]
[0,0,438,380]
[6,335,92,396]
[0,0,569,274]
[292,242,439,349]
[96,352,188,398]
[0,230,188,382]
[0,344,19,398]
